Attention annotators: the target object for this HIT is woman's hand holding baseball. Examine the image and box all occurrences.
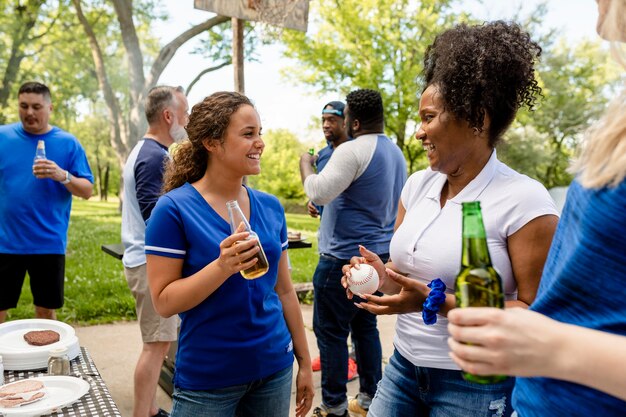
[341,245,386,299]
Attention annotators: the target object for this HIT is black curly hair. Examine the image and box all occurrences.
[345,89,384,131]
[423,21,542,147]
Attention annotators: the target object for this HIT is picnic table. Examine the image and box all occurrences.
[4,347,122,416]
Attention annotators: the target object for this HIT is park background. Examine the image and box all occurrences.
[0,0,622,323]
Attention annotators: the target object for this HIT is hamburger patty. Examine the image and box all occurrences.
[0,391,45,408]
[23,330,60,346]
[0,379,45,397]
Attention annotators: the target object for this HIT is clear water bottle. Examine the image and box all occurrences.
[34,140,46,161]
[226,200,269,279]
[47,347,70,376]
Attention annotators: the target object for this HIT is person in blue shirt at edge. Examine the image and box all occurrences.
[144,91,314,417]
[448,0,626,415]
[0,81,93,324]
[299,89,407,417]
[341,22,558,417]
[122,85,189,417]
[306,100,358,382]
[306,101,351,219]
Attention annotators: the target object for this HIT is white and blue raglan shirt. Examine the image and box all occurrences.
[304,133,407,259]
[121,138,169,268]
[144,184,294,389]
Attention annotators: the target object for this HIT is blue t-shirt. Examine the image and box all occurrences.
[312,144,333,217]
[0,123,93,254]
[145,183,293,390]
[316,144,333,172]
[513,179,626,416]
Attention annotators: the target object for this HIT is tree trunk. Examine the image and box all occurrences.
[103,163,109,202]
[72,0,128,169]
[0,0,46,123]
[72,0,229,171]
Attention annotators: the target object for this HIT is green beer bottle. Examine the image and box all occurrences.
[455,201,506,384]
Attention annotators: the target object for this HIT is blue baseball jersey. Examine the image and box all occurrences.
[145,183,293,389]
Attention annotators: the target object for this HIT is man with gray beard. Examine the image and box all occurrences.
[121,85,188,417]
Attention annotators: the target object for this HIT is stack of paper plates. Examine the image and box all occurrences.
[0,319,80,371]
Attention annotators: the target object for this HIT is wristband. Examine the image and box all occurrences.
[422,278,446,325]
[60,170,71,184]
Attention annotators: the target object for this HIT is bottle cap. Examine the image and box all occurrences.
[49,347,68,357]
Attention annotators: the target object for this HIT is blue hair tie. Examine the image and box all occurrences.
[422,279,446,325]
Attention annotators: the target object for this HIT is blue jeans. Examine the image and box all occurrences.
[369,349,514,417]
[170,365,293,417]
[313,254,383,409]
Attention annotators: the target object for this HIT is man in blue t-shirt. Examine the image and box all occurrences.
[300,89,407,417]
[122,85,188,417]
[307,101,350,219]
[0,82,93,323]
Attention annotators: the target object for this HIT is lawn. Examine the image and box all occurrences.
[8,199,320,324]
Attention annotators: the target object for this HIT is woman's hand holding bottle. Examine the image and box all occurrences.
[216,222,260,276]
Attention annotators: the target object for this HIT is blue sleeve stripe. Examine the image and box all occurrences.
[145,245,186,255]
[281,240,288,249]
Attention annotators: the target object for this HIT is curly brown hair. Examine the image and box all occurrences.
[162,91,253,193]
[423,21,542,147]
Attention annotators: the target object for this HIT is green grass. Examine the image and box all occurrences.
[8,200,320,324]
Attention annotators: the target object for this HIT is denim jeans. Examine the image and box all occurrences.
[170,365,293,417]
[368,349,514,417]
[313,254,383,410]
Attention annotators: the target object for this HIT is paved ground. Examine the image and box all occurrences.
[75,303,397,417]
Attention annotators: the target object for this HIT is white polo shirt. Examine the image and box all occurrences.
[389,151,558,370]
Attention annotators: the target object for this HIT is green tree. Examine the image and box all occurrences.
[280,0,469,173]
[248,129,306,203]
[501,38,621,188]
[74,107,121,200]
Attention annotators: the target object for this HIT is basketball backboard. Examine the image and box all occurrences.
[194,0,310,32]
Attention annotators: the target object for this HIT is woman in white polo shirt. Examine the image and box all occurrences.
[342,22,559,417]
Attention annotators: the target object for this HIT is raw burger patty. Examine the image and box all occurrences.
[23,330,60,346]
[0,379,45,397]
[0,391,45,408]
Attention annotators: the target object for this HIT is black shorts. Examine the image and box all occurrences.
[0,254,65,310]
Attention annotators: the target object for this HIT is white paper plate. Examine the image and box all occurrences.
[0,376,90,416]
[0,320,79,371]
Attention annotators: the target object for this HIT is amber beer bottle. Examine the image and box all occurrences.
[455,201,506,384]
[226,200,269,279]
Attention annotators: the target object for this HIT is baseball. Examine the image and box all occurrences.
[348,264,379,295]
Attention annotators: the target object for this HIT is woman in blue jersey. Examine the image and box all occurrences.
[144,91,314,417]
[449,0,626,415]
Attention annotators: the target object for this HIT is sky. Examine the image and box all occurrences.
[155,0,599,143]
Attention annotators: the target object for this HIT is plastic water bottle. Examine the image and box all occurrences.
[34,140,46,161]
